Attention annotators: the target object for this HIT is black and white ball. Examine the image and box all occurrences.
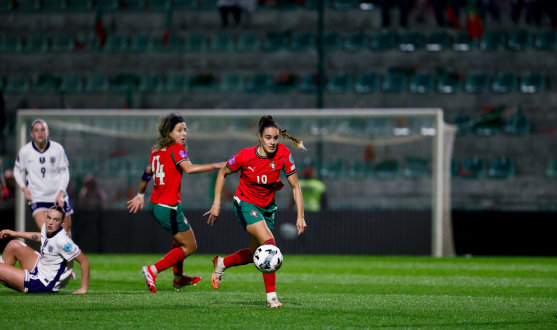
[253,245,283,274]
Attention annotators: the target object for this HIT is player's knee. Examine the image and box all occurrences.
[5,240,26,252]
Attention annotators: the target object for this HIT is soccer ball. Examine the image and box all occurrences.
[253,245,283,274]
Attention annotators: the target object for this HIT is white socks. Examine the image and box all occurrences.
[150,265,158,275]
[217,257,226,272]
[267,292,277,302]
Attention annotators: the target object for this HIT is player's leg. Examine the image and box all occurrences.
[32,210,47,231]
[0,264,26,292]
[170,228,201,289]
[63,215,72,237]
[1,240,40,271]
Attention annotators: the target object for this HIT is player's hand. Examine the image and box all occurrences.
[0,229,16,239]
[126,195,144,214]
[73,288,87,294]
[22,187,32,201]
[54,191,65,207]
[204,203,221,226]
[214,161,227,169]
[296,217,307,235]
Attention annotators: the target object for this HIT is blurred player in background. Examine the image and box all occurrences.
[205,115,307,308]
[0,205,89,294]
[127,113,226,293]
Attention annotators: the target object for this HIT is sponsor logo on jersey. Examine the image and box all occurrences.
[39,157,45,164]
[229,155,236,165]
[269,161,276,170]
[289,154,294,164]
[48,245,54,253]
[250,210,258,217]
[247,166,256,172]
[63,242,73,252]
[50,157,56,165]
[179,150,188,159]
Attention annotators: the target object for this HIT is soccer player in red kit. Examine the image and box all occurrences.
[127,113,226,293]
[205,115,307,308]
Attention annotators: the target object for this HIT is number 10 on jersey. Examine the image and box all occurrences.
[256,175,267,184]
[152,156,165,185]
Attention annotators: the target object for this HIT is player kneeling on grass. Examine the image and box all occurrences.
[0,206,89,294]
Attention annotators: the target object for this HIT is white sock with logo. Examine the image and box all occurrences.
[267,292,277,302]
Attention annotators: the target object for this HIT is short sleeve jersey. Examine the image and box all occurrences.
[14,140,70,203]
[36,224,81,292]
[227,143,296,208]
[149,143,189,205]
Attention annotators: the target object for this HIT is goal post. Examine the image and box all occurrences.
[16,108,455,257]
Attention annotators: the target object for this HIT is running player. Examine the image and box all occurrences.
[13,119,74,237]
[0,205,90,294]
[205,115,307,308]
[127,113,226,293]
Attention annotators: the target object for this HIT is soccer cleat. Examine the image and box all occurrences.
[70,272,77,280]
[173,275,201,290]
[142,266,157,293]
[267,296,282,308]
[211,256,225,290]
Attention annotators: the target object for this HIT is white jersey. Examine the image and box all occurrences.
[34,224,81,292]
[14,140,70,203]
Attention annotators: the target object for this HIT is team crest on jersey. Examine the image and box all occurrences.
[229,155,236,165]
[39,157,45,164]
[48,245,53,253]
[289,154,294,164]
[269,161,276,170]
[183,217,189,226]
[179,150,187,159]
[63,242,73,252]
[250,210,258,217]
[50,157,56,165]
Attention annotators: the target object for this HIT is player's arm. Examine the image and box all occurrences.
[204,165,233,225]
[286,173,307,235]
[72,251,90,294]
[54,165,70,207]
[13,156,32,201]
[179,160,227,174]
[127,165,152,213]
[0,230,41,241]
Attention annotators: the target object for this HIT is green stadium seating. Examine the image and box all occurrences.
[426,31,452,52]
[479,31,505,51]
[246,73,271,93]
[343,31,367,53]
[110,74,140,93]
[375,159,400,179]
[220,74,244,92]
[320,158,346,179]
[451,159,460,177]
[13,0,40,10]
[461,157,487,179]
[474,117,500,136]
[129,157,148,176]
[4,74,30,93]
[354,72,380,93]
[504,112,530,135]
[121,0,145,10]
[66,0,93,10]
[453,31,474,51]
[464,72,490,93]
[97,0,119,11]
[130,35,154,52]
[138,75,163,92]
[262,32,288,52]
[165,73,189,92]
[366,118,394,136]
[189,73,216,91]
[51,34,74,52]
[198,0,217,10]
[236,32,261,51]
[271,71,298,93]
[534,30,557,51]
[546,158,557,178]
[507,29,531,51]
[403,157,429,179]
[398,31,424,51]
[382,71,407,93]
[305,0,330,10]
[437,73,461,94]
[154,35,182,52]
[103,158,128,177]
[42,0,66,11]
[84,74,109,93]
[492,72,517,93]
[488,157,514,179]
[103,35,128,52]
[409,72,435,93]
[289,32,315,51]
[370,30,397,51]
[323,31,341,51]
[327,72,352,93]
[74,157,100,176]
[23,35,48,53]
[173,0,197,9]
[59,75,84,93]
[520,72,545,93]
[0,35,23,53]
[331,0,358,10]
[148,0,171,10]
[348,160,374,179]
[209,33,234,51]
[299,74,319,93]
[184,34,207,52]
[32,73,60,93]
[452,114,473,136]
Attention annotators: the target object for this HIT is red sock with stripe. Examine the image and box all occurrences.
[170,243,184,276]
[223,248,253,268]
[262,239,277,293]
[152,247,186,274]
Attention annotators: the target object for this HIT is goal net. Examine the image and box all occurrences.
[15,109,455,257]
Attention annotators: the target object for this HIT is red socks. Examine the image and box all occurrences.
[170,243,184,276]
[223,248,253,268]
[262,239,277,293]
[154,246,186,274]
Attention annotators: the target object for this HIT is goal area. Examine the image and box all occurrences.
[16,109,455,257]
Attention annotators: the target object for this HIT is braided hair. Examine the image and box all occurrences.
[258,115,306,151]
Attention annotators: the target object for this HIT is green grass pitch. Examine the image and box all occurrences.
[1,254,556,329]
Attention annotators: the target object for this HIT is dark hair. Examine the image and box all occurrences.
[153,113,187,152]
[258,115,306,151]
[48,205,66,221]
[31,119,48,130]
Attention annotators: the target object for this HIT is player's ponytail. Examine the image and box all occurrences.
[258,115,306,151]
[153,113,188,152]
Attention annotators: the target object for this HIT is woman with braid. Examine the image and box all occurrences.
[127,113,226,293]
[205,115,307,308]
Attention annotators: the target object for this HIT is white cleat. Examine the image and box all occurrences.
[211,256,225,290]
[267,296,282,308]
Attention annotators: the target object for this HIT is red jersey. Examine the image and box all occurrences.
[149,143,189,205]
[227,143,296,208]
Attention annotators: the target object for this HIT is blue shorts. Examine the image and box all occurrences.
[24,259,56,294]
[29,199,74,217]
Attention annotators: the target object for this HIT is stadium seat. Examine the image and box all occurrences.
[129,157,148,176]
[520,72,545,93]
[366,118,394,137]
[382,71,407,93]
[289,32,314,52]
[331,0,358,10]
[299,73,319,93]
[184,34,207,52]
[246,73,271,93]
[0,35,23,52]
[437,73,461,94]
[165,73,189,92]
[403,157,429,179]
[130,35,154,52]
[425,31,452,52]
[120,0,145,9]
[320,158,346,179]
[110,74,140,93]
[479,31,505,51]
[375,159,400,179]
[370,30,397,51]
[461,157,487,179]
[323,31,341,51]
[32,73,60,93]
[354,72,380,93]
[84,74,109,93]
[262,32,288,52]
[327,72,352,93]
[534,30,557,51]
[80,33,101,51]
[504,111,530,135]
[398,31,424,52]
[138,75,163,92]
[451,159,460,177]
[23,35,48,53]
[488,157,515,179]
[507,29,531,51]
[219,73,244,92]
[97,0,119,11]
[546,158,557,178]
[103,35,128,52]
[491,72,517,93]
[474,118,501,136]
[13,0,40,10]
[236,32,261,51]
[271,71,298,93]
[189,73,216,91]
[74,157,100,176]
[65,0,93,10]
[59,75,84,93]
[3,74,30,93]
[343,31,367,53]
[209,33,234,51]
[103,158,128,177]
[348,160,374,179]
[409,72,435,93]
[148,0,171,10]
[154,34,182,52]
[51,34,74,52]
[453,31,474,51]
[464,72,490,93]
[42,0,66,10]
[452,114,473,136]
